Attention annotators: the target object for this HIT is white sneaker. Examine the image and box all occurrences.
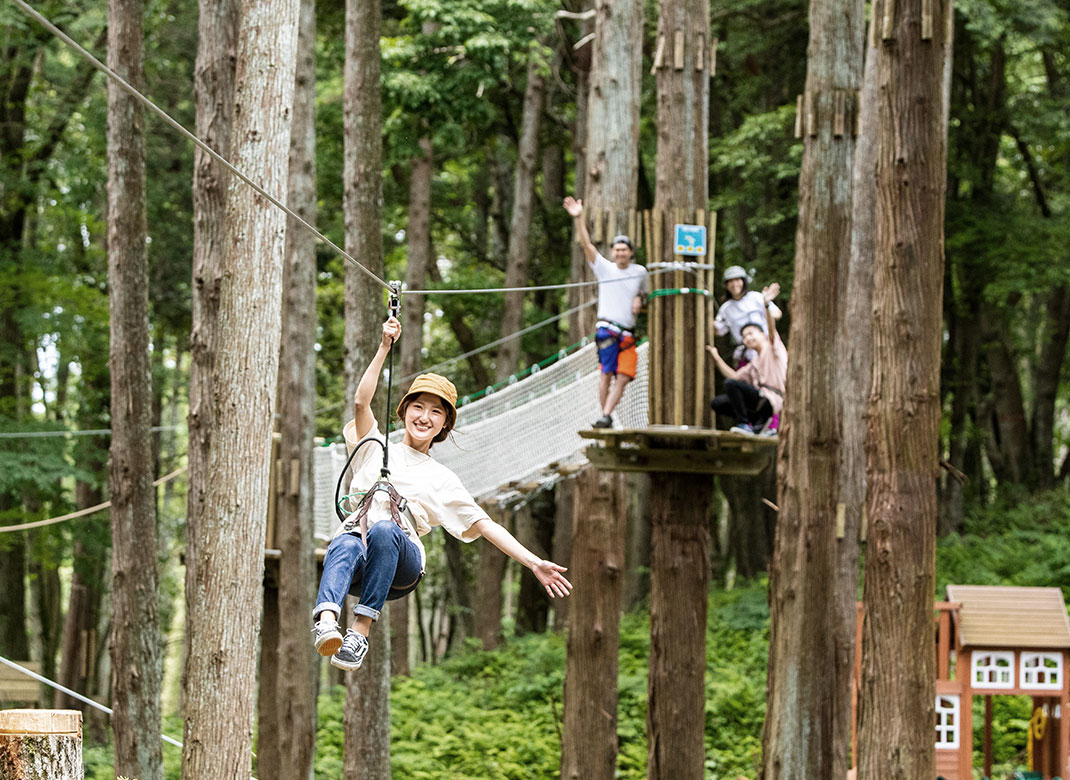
[312,620,343,656]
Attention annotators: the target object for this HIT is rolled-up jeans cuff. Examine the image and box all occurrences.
[313,601,343,621]
[354,603,381,622]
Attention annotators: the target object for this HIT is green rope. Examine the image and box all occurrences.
[646,286,712,299]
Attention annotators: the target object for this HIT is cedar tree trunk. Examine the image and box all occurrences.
[857,1,950,778]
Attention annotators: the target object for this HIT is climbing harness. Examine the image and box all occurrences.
[332,284,413,541]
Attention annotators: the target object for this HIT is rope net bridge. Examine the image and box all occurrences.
[310,341,650,541]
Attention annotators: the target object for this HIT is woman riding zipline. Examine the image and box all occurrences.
[312,316,573,670]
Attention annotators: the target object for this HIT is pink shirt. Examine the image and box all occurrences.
[739,331,787,414]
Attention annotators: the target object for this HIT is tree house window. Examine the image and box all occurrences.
[972,651,1015,688]
[1020,652,1063,690]
[934,694,960,749]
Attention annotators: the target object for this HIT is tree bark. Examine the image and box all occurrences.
[392,135,433,676]
[181,1,299,777]
[567,6,592,341]
[584,0,643,211]
[497,56,546,377]
[514,495,554,635]
[560,469,624,780]
[106,0,162,776]
[760,1,864,778]
[342,622,391,779]
[186,0,237,712]
[271,0,318,773]
[1030,292,1070,489]
[647,477,711,780]
[647,0,711,774]
[343,0,387,406]
[857,2,949,778]
[257,582,281,780]
[475,506,507,649]
[341,0,393,765]
[29,548,62,706]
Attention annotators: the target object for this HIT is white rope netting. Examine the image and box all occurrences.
[311,341,649,538]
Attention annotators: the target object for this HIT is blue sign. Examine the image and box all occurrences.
[674,224,707,256]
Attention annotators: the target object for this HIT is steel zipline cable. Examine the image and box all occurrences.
[10,0,391,293]
[12,0,683,302]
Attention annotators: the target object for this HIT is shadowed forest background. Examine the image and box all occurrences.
[2,0,1069,777]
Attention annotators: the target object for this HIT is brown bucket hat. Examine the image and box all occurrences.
[396,373,458,442]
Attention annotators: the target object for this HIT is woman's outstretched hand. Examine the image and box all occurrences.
[381,316,401,349]
[762,282,780,303]
[533,560,573,598]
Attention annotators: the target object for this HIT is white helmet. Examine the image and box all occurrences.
[722,265,751,284]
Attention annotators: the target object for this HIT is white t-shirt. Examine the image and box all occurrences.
[590,252,649,330]
[332,418,488,571]
[715,291,782,344]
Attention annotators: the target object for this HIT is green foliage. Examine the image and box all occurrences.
[307,585,770,779]
[938,488,1070,599]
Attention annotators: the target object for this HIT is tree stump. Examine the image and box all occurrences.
[0,710,83,780]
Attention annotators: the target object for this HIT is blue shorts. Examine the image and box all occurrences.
[596,326,637,378]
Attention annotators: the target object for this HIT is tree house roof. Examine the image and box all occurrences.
[945,585,1070,649]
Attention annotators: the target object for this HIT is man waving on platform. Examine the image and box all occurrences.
[564,196,649,429]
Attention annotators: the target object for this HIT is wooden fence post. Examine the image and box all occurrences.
[0,710,83,779]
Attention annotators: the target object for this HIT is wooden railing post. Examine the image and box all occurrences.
[0,710,83,779]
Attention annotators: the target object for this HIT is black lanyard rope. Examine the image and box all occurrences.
[333,283,402,524]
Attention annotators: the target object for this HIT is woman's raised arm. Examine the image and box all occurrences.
[352,317,401,440]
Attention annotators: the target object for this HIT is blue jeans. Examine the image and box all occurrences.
[313,522,423,622]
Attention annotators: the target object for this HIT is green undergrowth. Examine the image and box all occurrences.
[312,585,771,780]
[81,489,1070,780]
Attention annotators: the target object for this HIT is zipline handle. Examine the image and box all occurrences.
[382,281,403,478]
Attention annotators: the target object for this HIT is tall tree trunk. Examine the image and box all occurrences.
[584,0,642,210]
[475,503,508,649]
[271,0,318,774]
[343,628,391,780]
[443,535,475,645]
[393,135,433,676]
[106,0,162,776]
[186,0,237,713]
[342,0,393,768]
[857,1,949,778]
[514,495,554,635]
[181,1,299,777]
[647,0,711,775]
[257,582,281,780]
[640,0,719,770]
[760,1,864,778]
[560,0,641,765]
[1030,289,1070,489]
[343,0,386,405]
[401,136,432,381]
[980,309,1033,486]
[560,469,624,780]
[29,540,62,706]
[497,56,546,377]
[567,4,593,341]
[722,471,776,578]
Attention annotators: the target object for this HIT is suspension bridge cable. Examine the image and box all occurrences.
[0,466,188,533]
[10,0,391,293]
[0,424,183,440]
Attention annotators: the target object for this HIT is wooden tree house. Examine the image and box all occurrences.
[853,585,1070,780]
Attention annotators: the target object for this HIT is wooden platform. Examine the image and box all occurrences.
[579,425,777,475]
